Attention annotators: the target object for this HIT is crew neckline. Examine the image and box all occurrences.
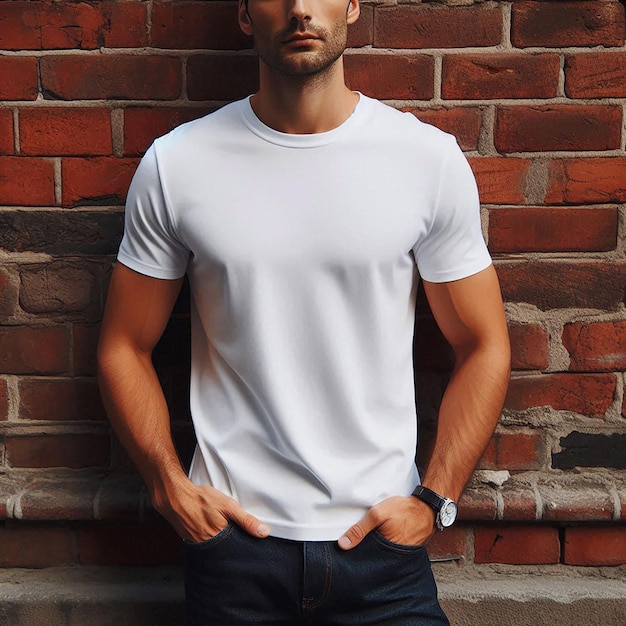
[239,93,368,148]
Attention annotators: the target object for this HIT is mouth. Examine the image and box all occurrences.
[283,33,320,44]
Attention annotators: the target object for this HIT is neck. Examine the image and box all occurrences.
[250,57,359,134]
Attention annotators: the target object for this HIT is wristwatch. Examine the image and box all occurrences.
[412,485,458,531]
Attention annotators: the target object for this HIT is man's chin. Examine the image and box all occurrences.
[265,54,341,78]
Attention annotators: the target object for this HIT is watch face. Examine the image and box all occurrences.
[439,500,457,528]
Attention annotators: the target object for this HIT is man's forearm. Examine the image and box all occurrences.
[421,340,511,501]
[97,343,187,498]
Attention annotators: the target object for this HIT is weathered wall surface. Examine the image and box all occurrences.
[0,0,625,570]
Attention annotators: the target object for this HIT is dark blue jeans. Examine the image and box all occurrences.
[183,522,450,625]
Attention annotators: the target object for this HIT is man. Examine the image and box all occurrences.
[98,0,511,622]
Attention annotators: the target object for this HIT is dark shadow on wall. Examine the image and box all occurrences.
[152,277,195,471]
[414,280,453,476]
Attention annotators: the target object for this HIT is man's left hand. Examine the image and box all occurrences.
[338,495,436,550]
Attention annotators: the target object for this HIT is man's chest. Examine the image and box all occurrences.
[170,147,433,269]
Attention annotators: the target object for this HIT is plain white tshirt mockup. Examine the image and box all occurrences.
[118,94,492,541]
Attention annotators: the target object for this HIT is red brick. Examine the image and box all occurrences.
[347,4,373,48]
[19,479,99,520]
[0,157,55,206]
[19,377,106,421]
[505,373,617,417]
[565,527,626,566]
[496,432,544,471]
[0,57,38,101]
[479,431,543,472]
[540,480,614,522]
[501,485,538,521]
[512,1,625,48]
[494,105,622,153]
[498,261,626,311]
[100,1,148,48]
[547,158,626,205]
[73,324,101,376]
[566,52,626,98]
[78,524,182,565]
[442,54,560,100]
[375,5,501,49]
[0,1,101,49]
[62,157,139,207]
[508,322,550,371]
[0,2,44,49]
[0,266,19,318]
[407,108,482,151]
[0,1,147,49]
[562,321,626,372]
[187,54,259,101]
[0,378,8,421]
[489,207,618,254]
[124,107,214,156]
[20,108,112,156]
[475,526,560,564]
[0,326,69,375]
[40,56,182,101]
[0,527,74,567]
[427,526,468,561]
[477,437,496,469]
[468,158,530,204]
[345,54,434,101]
[5,434,110,469]
[457,486,497,521]
[152,1,251,50]
[19,261,103,316]
[0,109,14,155]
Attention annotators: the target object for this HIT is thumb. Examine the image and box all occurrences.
[228,503,270,538]
[338,509,379,551]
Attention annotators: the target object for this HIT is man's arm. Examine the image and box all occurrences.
[97,263,270,542]
[339,265,510,549]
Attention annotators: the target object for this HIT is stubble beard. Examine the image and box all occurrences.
[255,21,348,78]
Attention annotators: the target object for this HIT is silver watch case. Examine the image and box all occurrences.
[436,498,458,531]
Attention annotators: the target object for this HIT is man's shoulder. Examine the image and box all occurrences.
[153,98,246,153]
[364,96,457,151]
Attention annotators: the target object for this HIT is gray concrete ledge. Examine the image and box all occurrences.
[0,565,625,625]
[440,578,626,626]
[0,566,185,626]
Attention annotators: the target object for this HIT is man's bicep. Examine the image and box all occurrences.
[100,262,184,355]
[422,265,508,356]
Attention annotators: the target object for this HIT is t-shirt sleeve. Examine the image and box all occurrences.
[412,138,492,283]
[117,142,190,279]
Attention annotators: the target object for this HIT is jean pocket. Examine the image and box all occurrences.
[182,521,235,550]
[371,529,426,555]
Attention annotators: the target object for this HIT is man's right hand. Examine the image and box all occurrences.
[150,474,270,544]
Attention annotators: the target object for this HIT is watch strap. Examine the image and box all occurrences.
[411,485,445,512]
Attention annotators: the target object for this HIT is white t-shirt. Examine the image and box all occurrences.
[118,94,492,541]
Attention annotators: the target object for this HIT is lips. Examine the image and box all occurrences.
[283,33,320,43]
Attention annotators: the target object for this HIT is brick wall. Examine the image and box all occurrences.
[0,0,625,570]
